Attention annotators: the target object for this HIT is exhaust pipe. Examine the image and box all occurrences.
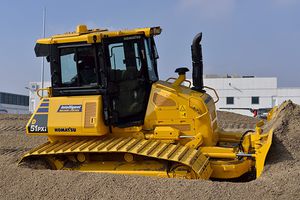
[191,33,205,92]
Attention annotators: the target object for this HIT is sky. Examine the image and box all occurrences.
[0,0,299,95]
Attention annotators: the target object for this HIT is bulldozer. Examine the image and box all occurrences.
[20,25,273,180]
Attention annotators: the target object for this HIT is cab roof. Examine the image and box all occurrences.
[36,25,162,45]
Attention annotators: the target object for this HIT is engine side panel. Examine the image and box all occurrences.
[143,81,219,147]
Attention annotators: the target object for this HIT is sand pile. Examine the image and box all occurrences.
[262,100,300,180]
[217,110,259,130]
[266,100,300,159]
[0,102,299,200]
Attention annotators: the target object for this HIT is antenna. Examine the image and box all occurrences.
[40,7,46,97]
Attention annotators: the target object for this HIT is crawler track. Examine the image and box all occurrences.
[21,137,212,179]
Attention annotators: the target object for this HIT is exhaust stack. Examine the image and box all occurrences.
[191,33,204,92]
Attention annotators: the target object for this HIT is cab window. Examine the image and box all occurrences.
[108,40,143,81]
[60,48,77,85]
[144,39,158,81]
[60,46,97,87]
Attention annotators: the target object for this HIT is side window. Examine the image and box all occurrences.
[144,39,158,81]
[109,43,126,70]
[134,43,142,71]
[108,41,143,81]
[60,48,77,85]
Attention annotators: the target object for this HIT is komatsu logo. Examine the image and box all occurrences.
[124,35,141,40]
[58,105,82,112]
[54,127,76,132]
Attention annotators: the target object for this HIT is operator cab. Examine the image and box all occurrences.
[34,27,160,127]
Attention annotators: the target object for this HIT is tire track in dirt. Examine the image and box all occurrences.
[0,126,25,132]
[0,147,31,157]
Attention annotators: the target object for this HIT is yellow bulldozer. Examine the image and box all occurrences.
[20,25,273,180]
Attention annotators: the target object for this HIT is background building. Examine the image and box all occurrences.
[202,75,300,116]
[0,92,29,114]
[28,82,51,113]
[29,76,300,116]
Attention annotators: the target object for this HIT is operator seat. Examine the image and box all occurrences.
[78,57,97,85]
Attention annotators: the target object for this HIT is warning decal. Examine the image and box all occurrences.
[179,105,187,118]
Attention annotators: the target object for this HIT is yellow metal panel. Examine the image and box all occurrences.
[210,160,252,179]
[27,96,109,137]
[152,126,180,140]
[36,26,161,45]
[143,81,218,146]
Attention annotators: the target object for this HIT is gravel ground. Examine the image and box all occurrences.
[0,101,299,200]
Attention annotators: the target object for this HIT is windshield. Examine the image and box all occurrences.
[60,45,97,87]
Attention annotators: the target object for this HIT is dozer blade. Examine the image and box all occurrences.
[20,137,212,179]
[255,128,274,177]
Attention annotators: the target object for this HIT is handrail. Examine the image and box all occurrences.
[166,77,192,88]
[166,77,177,82]
[36,88,50,99]
[203,86,219,103]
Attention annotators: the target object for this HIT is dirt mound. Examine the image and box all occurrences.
[0,104,299,200]
[268,100,300,155]
[217,110,259,130]
[264,100,300,169]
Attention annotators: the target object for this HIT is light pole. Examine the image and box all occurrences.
[40,7,46,97]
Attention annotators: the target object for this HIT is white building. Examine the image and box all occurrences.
[0,92,29,114]
[202,75,300,116]
[29,76,300,116]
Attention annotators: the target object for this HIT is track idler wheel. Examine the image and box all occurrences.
[168,164,197,179]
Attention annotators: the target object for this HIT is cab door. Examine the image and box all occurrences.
[103,35,151,127]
